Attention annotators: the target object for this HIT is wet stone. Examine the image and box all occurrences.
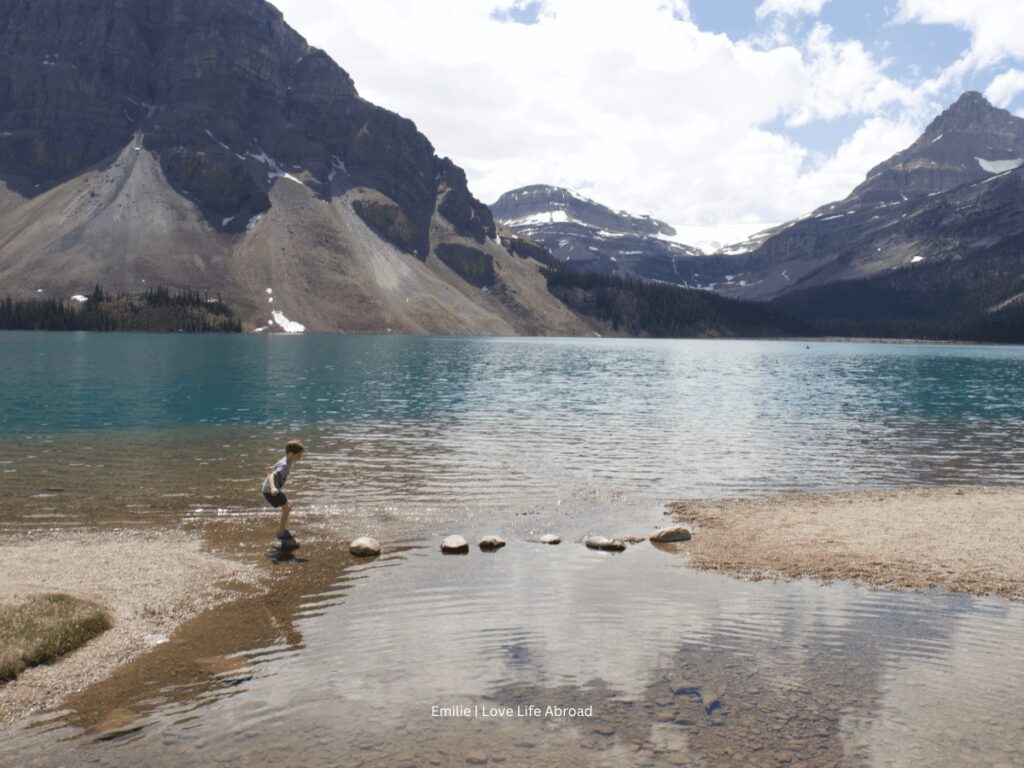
[619,535,647,544]
[479,535,506,551]
[651,525,692,543]
[584,536,627,552]
[539,534,561,544]
[442,535,470,554]
[349,536,381,557]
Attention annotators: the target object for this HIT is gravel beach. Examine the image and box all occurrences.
[0,529,264,726]
[669,486,1024,602]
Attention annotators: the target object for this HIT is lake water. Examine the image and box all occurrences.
[2,333,1024,766]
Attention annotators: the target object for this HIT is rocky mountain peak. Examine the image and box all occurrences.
[491,184,676,237]
[851,91,1024,203]
[491,184,708,287]
[0,0,493,253]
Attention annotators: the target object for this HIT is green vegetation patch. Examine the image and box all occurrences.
[0,594,112,683]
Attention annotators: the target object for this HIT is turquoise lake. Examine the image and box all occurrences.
[2,333,1024,767]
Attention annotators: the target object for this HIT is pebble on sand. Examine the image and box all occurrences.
[539,534,561,545]
[479,536,506,551]
[650,525,692,543]
[584,536,627,552]
[349,536,381,557]
[441,535,470,554]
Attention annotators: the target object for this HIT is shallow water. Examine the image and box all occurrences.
[3,334,1024,534]
[6,532,1024,767]
[2,333,1024,766]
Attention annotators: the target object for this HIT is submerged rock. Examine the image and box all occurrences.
[619,535,647,545]
[441,535,470,554]
[539,534,561,545]
[349,536,381,557]
[584,536,626,552]
[479,536,506,551]
[651,525,692,543]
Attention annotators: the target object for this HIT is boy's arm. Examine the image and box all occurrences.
[266,471,279,495]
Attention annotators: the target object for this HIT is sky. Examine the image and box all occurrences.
[272,0,1024,246]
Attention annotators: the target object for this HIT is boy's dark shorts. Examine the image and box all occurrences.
[263,491,289,508]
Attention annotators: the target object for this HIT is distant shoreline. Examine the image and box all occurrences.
[669,486,1024,602]
[1,328,1019,346]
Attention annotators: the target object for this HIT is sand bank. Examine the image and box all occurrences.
[0,529,264,726]
[669,486,1024,602]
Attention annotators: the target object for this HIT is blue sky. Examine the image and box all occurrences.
[274,0,1024,246]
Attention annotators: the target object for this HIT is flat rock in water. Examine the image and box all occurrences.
[479,535,506,551]
[441,535,470,554]
[619,535,647,545]
[539,534,561,545]
[584,536,626,552]
[349,536,381,557]
[650,525,692,543]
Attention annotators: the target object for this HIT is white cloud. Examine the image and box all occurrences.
[985,69,1024,109]
[787,23,926,125]
[899,1,1024,72]
[270,0,946,243]
[755,0,829,20]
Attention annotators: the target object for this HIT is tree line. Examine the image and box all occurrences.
[0,285,241,332]
[542,265,811,338]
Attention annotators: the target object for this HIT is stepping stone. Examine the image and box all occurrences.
[479,536,506,551]
[650,525,692,543]
[584,536,626,552]
[441,535,470,554]
[538,534,561,545]
[349,536,381,557]
[619,535,647,544]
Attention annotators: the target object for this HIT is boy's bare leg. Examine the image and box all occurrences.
[277,502,292,539]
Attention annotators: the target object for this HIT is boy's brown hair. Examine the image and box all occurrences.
[285,439,305,456]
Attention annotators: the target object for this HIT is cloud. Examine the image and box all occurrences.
[271,0,944,242]
[898,1,1024,71]
[985,69,1024,109]
[755,0,829,20]
[786,23,926,125]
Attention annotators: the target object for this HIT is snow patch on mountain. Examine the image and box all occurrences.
[976,157,1023,173]
[505,210,571,227]
[271,311,305,333]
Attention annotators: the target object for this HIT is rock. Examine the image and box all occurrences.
[538,534,561,545]
[478,536,506,551]
[349,536,381,557]
[441,535,470,554]
[650,525,692,543]
[584,536,626,552]
[619,535,646,545]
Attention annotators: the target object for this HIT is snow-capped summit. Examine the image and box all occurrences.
[491,185,716,287]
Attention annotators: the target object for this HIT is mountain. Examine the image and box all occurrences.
[0,0,589,335]
[852,90,1024,203]
[713,93,1024,340]
[491,185,724,287]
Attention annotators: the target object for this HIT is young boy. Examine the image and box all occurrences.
[263,439,305,548]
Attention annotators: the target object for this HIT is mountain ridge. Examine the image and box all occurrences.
[491,184,718,288]
[0,0,590,335]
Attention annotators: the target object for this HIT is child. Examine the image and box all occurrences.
[263,439,305,548]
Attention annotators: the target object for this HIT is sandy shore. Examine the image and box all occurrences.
[669,486,1024,602]
[0,529,265,726]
